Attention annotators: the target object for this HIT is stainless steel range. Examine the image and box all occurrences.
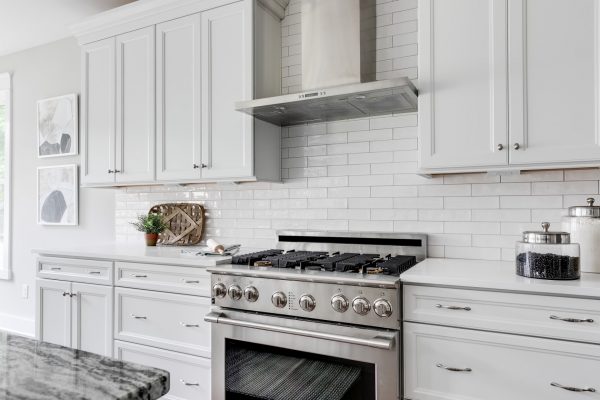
[205,231,427,400]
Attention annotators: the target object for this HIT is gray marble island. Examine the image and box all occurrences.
[0,331,169,399]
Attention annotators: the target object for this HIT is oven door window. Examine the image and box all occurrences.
[225,340,376,400]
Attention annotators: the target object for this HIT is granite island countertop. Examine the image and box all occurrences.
[401,258,600,298]
[0,331,169,399]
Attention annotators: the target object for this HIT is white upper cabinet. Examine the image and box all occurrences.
[419,0,600,173]
[508,0,600,165]
[81,38,116,185]
[201,2,253,179]
[75,0,283,187]
[115,27,156,183]
[419,0,508,170]
[156,15,202,181]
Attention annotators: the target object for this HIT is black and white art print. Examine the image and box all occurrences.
[37,94,78,158]
[37,165,78,226]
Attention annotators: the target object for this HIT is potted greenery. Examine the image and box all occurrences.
[131,213,168,246]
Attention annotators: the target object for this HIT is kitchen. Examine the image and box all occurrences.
[0,0,599,399]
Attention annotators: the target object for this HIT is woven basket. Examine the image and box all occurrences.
[149,203,205,246]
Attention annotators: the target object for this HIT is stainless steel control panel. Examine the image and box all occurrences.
[210,273,400,330]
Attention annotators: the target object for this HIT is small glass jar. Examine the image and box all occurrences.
[516,222,580,280]
[562,197,600,274]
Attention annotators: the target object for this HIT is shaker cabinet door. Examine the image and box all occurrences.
[508,0,600,165]
[418,0,508,170]
[115,27,156,183]
[201,1,254,179]
[156,15,202,181]
[81,38,116,185]
[71,283,113,357]
[36,279,71,347]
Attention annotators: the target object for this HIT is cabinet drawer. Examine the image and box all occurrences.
[404,322,600,400]
[115,340,210,400]
[404,285,600,344]
[115,287,210,357]
[115,262,210,296]
[37,257,113,285]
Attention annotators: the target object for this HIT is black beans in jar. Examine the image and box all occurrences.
[516,251,580,280]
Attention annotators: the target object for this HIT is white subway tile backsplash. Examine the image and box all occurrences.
[115,0,597,262]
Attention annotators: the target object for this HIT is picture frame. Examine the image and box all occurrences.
[37,164,79,226]
[37,94,78,158]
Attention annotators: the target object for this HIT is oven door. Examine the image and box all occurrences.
[205,309,400,400]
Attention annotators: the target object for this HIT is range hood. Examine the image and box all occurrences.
[235,0,417,127]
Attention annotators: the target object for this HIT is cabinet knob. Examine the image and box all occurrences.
[193,164,200,169]
[114,169,121,173]
[513,143,520,150]
[201,163,207,168]
[193,163,207,169]
[107,169,114,174]
[497,144,503,151]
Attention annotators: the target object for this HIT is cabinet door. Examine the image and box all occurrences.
[404,322,600,400]
[115,27,156,183]
[156,15,202,181]
[81,38,116,185]
[201,1,254,179]
[115,340,211,400]
[36,279,71,347]
[509,0,600,165]
[419,0,508,170]
[71,283,113,357]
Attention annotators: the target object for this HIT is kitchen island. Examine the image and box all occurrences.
[0,331,169,399]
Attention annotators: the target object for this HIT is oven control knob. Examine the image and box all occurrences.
[352,297,371,315]
[331,294,349,313]
[213,283,227,299]
[299,294,316,312]
[228,285,242,301]
[271,291,287,308]
[373,299,393,318]
[244,286,259,302]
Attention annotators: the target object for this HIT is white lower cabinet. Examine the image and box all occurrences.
[404,322,600,400]
[115,340,211,400]
[114,287,211,358]
[36,279,113,356]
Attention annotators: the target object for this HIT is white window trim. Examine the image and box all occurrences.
[0,73,12,280]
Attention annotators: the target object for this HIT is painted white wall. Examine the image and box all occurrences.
[0,38,115,336]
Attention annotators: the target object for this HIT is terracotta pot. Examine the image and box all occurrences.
[145,233,159,246]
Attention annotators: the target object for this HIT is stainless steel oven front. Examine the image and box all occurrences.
[205,309,401,400]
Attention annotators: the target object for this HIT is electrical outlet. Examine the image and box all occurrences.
[21,284,28,299]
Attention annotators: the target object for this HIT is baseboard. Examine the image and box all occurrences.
[0,312,35,337]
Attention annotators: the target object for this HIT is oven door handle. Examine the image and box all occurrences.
[204,312,395,350]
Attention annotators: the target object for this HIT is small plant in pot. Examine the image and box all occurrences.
[130,213,168,246]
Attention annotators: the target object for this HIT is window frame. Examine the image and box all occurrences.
[0,73,12,280]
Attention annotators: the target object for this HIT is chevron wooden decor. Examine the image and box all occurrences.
[148,203,205,245]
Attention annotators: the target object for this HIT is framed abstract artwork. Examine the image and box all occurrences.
[37,94,78,158]
[37,164,78,226]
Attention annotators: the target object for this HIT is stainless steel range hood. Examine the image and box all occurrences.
[235,0,417,127]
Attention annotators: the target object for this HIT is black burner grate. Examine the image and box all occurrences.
[231,249,284,266]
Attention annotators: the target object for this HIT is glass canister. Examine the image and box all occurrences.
[562,197,600,274]
[516,222,580,280]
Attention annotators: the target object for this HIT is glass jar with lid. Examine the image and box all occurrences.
[562,197,600,274]
[516,222,580,280]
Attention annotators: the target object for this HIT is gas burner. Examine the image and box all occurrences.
[230,249,417,276]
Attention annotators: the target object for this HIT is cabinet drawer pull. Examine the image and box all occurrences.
[551,382,596,392]
[180,322,200,328]
[183,279,200,284]
[180,379,200,386]
[436,304,471,311]
[50,267,62,271]
[133,274,148,278]
[130,314,147,320]
[436,363,472,373]
[89,271,101,275]
[550,315,594,323]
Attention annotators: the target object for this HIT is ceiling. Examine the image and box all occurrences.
[0,0,136,57]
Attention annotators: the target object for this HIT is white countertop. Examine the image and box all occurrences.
[401,258,600,298]
[32,243,241,268]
